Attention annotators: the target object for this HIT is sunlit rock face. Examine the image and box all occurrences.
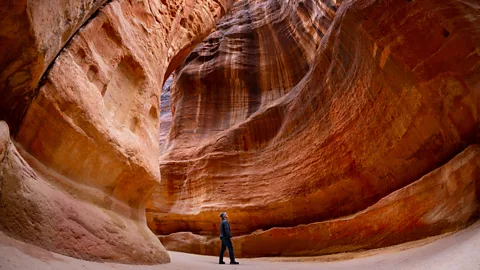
[148,0,480,257]
[0,0,232,264]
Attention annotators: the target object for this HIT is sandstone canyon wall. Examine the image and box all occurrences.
[0,0,232,264]
[149,0,338,235]
[0,0,479,262]
[148,0,480,257]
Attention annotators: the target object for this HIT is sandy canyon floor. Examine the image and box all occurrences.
[0,220,479,270]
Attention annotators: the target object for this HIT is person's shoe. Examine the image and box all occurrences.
[230,261,239,264]
[219,261,226,264]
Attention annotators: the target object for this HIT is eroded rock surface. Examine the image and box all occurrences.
[0,0,232,264]
[148,0,480,256]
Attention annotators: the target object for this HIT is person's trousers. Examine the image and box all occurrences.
[219,237,235,263]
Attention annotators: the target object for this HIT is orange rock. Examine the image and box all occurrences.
[1,0,478,262]
[147,0,338,236]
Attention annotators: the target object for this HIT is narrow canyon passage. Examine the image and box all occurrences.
[0,0,479,267]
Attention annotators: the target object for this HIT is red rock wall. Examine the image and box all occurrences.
[0,0,232,264]
[148,0,480,256]
[160,145,480,257]
[0,122,170,263]
[167,0,336,152]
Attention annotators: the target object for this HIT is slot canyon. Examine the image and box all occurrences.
[0,0,479,269]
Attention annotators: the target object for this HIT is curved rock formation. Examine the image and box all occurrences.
[0,0,232,264]
[1,121,170,263]
[148,0,480,257]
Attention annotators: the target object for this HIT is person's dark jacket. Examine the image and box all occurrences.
[220,219,232,238]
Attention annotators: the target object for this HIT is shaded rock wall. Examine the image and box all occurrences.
[148,0,480,256]
[0,0,232,264]
[159,75,174,149]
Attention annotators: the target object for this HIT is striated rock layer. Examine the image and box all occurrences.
[160,145,480,257]
[0,0,232,264]
[148,0,480,256]
[148,0,338,236]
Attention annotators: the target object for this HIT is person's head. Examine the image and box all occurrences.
[220,212,228,220]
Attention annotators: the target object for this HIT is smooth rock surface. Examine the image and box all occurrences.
[1,0,479,262]
[148,0,338,236]
[17,0,232,208]
[0,122,169,263]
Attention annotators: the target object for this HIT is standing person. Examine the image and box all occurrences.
[219,212,239,265]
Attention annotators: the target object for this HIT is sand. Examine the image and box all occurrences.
[1,221,479,270]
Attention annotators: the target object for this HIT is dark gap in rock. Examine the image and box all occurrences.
[442,28,450,38]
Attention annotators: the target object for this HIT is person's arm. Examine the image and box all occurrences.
[225,221,232,238]
[220,221,226,237]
